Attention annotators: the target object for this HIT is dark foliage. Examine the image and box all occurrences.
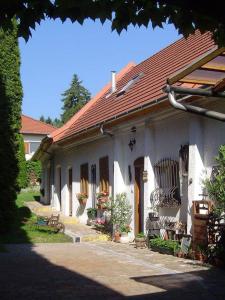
[17,134,27,190]
[0,19,23,232]
[0,1,224,45]
[26,160,42,186]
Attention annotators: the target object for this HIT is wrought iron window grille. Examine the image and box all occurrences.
[151,158,181,208]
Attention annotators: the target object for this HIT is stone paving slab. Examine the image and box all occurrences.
[0,242,225,299]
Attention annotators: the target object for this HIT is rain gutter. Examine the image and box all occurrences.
[165,85,225,122]
[56,94,168,144]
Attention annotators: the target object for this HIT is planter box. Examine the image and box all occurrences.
[150,245,174,255]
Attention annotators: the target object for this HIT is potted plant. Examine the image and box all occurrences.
[135,232,146,248]
[120,224,132,244]
[194,244,208,263]
[86,208,97,225]
[114,230,121,243]
[96,191,109,209]
[76,193,88,206]
[110,193,132,243]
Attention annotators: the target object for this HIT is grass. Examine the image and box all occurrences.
[0,191,72,244]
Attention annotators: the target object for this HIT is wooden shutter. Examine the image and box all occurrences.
[99,156,109,192]
[24,142,30,154]
[80,163,89,195]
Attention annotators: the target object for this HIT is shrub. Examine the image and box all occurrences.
[149,237,179,254]
[17,134,27,190]
[26,160,41,186]
[205,145,225,216]
[110,193,132,232]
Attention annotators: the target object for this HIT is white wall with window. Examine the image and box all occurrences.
[22,133,46,160]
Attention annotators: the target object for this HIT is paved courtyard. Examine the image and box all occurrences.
[0,242,225,299]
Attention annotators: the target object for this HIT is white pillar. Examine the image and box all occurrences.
[144,123,155,232]
[113,135,125,197]
[187,116,204,233]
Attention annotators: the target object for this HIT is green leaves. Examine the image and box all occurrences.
[61,73,91,124]
[205,145,225,216]
[0,1,224,45]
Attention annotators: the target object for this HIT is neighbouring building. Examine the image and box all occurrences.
[33,31,225,238]
[21,115,55,160]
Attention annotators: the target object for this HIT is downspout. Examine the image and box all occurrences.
[100,124,114,137]
[165,85,225,122]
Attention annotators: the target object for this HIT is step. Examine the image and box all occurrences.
[64,229,110,243]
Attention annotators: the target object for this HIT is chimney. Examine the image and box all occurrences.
[111,71,116,93]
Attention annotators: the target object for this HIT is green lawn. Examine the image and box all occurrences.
[0,191,72,245]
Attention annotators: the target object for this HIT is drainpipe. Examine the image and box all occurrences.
[100,124,114,137]
[165,85,225,122]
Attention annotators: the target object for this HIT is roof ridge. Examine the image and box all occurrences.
[22,114,56,129]
[52,62,136,141]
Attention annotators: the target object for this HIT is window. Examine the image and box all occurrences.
[30,142,40,153]
[24,142,30,154]
[99,156,109,192]
[24,141,40,154]
[152,158,180,207]
[80,163,89,195]
[117,72,144,97]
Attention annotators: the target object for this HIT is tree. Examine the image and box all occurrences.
[45,116,53,125]
[61,74,91,124]
[17,134,28,190]
[0,19,23,231]
[39,115,62,128]
[39,115,45,122]
[0,1,224,45]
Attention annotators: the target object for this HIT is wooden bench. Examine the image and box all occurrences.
[36,214,65,233]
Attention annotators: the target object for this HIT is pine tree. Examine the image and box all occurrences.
[61,74,91,124]
[45,116,53,125]
[39,115,45,122]
[0,19,23,231]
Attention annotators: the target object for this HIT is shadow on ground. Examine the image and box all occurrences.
[0,193,225,299]
[130,269,225,299]
[0,243,225,299]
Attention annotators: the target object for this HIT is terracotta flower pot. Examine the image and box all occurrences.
[79,198,87,206]
[114,231,121,243]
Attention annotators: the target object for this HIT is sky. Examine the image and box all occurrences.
[19,19,180,120]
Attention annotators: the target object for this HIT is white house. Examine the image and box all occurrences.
[33,31,225,237]
[21,115,55,160]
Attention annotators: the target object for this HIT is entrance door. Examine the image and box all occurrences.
[134,157,144,235]
[68,168,72,216]
[91,164,97,208]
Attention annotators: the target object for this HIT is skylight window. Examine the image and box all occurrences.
[117,72,144,97]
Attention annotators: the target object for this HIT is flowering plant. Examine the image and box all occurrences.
[110,193,132,231]
[96,191,109,200]
[77,193,88,201]
[96,191,110,209]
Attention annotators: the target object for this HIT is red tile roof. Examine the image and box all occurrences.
[52,31,215,143]
[21,115,56,135]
